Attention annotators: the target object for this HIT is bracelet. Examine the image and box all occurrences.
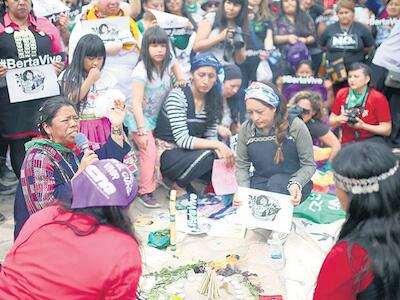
[111,127,123,136]
[137,130,147,136]
[287,180,303,192]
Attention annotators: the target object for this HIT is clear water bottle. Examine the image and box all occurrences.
[268,232,285,270]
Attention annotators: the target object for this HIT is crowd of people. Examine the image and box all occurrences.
[0,0,399,298]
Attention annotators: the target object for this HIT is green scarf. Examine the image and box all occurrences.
[346,88,368,109]
[25,139,74,153]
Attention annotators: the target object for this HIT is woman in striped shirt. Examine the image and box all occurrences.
[155,53,235,200]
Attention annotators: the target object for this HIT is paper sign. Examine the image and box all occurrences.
[211,159,238,196]
[148,9,189,29]
[82,17,134,44]
[6,64,60,103]
[236,187,293,233]
[33,0,70,17]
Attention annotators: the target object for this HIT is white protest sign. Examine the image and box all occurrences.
[32,0,70,17]
[148,9,189,29]
[236,187,294,233]
[6,64,60,103]
[82,17,134,45]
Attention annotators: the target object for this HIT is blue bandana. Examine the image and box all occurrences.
[245,82,280,108]
[191,52,225,92]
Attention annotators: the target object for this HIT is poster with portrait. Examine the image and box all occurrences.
[81,17,134,45]
[6,64,60,103]
[236,187,294,233]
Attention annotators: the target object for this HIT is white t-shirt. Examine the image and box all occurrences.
[124,59,175,131]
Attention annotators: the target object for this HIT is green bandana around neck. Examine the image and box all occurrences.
[346,87,369,109]
[25,139,74,153]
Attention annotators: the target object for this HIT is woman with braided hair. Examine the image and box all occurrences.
[314,141,400,300]
[235,81,315,205]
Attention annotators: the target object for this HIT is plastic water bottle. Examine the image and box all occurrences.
[268,233,285,270]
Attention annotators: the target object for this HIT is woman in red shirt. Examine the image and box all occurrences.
[313,141,400,300]
[0,159,142,300]
[329,62,391,144]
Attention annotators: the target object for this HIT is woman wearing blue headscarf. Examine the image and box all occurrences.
[235,81,315,205]
[155,52,235,200]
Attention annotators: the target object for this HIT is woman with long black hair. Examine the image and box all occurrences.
[155,52,235,201]
[1,159,142,299]
[193,0,248,65]
[314,141,400,300]
[273,0,317,73]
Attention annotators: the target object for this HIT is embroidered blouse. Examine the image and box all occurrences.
[14,137,130,238]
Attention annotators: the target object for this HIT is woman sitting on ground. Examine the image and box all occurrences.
[0,159,142,299]
[14,96,130,238]
[235,81,316,205]
[289,91,341,162]
[314,141,400,300]
[155,52,235,201]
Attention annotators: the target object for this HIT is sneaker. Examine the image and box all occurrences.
[138,193,161,208]
[175,194,189,210]
[0,181,16,196]
[0,160,18,186]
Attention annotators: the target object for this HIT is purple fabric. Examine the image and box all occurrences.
[71,159,138,208]
[283,83,328,102]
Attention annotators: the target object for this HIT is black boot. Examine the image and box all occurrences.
[0,156,18,185]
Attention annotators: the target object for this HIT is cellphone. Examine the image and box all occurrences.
[259,296,284,300]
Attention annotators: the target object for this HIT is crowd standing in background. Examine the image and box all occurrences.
[0,0,399,298]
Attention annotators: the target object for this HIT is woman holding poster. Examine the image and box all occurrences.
[0,0,64,178]
[68,0,142,108]
[235,81,315,205]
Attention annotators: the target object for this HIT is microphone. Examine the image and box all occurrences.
[75,133,90,152]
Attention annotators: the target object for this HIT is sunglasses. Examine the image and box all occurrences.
[299,107,311,115]
[205,1,220,8]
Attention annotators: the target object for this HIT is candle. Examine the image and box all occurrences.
[169,190,177,251]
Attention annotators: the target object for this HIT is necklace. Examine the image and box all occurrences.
[13,29,37,59]
[340,23,353,35]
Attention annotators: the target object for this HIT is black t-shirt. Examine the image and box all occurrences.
[306,118,329,138]
[319,21,374,68]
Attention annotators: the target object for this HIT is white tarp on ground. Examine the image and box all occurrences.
[284,218,344,300]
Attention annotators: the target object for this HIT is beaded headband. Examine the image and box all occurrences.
[334,161,399,194]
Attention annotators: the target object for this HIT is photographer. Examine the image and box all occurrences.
[289,91,341,161]
[329,63,392,144]
[193,0,248,65]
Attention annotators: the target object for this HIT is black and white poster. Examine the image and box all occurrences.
[82,17,134,44]
[237,187,294,233]
[4,54,62,103]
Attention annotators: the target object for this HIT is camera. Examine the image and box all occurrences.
[288,105,310,118]
[346,109,360,126]
[231,25,245,49]
[223,25,245,61]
